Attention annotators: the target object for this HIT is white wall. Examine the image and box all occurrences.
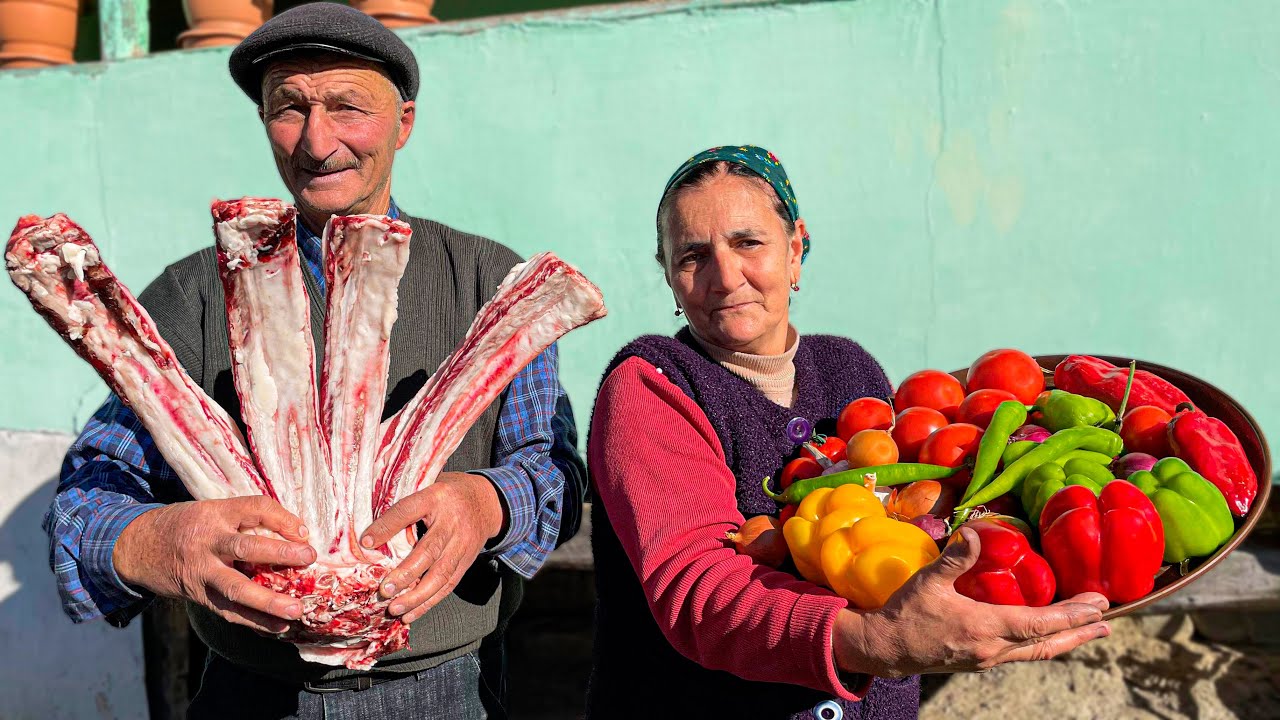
[0,430,146,719]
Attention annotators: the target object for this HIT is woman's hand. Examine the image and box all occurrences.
[832,527,1110,677]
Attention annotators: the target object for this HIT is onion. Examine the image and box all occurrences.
[821,459,851,476]
[1010,424,1051,443]
[907,514,950,541]
[1111,452,1158,479]
[725,516,787,568]
[886,480,957,520]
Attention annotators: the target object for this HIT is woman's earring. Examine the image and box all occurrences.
[790,281,800,292]
[674,304,684,317]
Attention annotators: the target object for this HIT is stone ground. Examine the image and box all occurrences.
[505,578,1280,720]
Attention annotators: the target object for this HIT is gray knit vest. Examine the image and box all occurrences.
[136,214,523,682]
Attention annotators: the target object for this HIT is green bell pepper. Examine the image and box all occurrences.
[1037,390,1117,433]
[1020,461,1106,526]
[1127,458,1234,563]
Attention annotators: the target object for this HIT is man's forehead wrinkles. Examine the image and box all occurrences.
[263,65,398,103]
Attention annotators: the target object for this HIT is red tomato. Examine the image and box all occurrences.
[956,389,1019,429]
[779,457,824,490]
[836,397,895,441]
[918,423,984,468]
[966,349,1045,405]
[802,436,846,464]
[891,407,949,463]
[895,370,966,421]
[1121,406,1174,457]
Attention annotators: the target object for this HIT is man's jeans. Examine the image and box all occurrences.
[188,648,504,720]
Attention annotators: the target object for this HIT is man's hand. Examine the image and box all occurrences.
[834,527,1111,678]
[113,497,316,634]
[359,472,505,624]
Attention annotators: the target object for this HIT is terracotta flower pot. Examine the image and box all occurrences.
[0,0,79,69]
[178,0,272,50]
[350,0,436,29]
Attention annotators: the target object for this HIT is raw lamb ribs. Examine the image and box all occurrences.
[7,199,607,669]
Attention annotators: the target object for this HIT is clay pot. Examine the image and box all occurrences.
[177,0,272,50]
[0,0,79,69]
[350,0,436,28]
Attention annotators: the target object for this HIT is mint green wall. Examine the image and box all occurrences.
[3,0,1278,474]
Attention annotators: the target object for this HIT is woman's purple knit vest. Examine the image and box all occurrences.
[586,328,921,720]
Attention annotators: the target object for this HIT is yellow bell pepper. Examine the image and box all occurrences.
[782,483,885,586]
[819,517,939,609]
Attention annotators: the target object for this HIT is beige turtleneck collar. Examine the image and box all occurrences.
[688,324,799,407]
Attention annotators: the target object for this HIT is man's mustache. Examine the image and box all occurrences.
[292,157,359,174]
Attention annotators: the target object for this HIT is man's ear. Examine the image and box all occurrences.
[397,101,416,150]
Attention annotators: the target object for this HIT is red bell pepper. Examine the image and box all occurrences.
[1038,481,1164,604]
[1053,355,1191,415]
[1167,404,1257,516]
[951,516,1055,606]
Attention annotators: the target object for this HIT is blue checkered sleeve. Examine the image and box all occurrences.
[472,343,585,578]
[43,395,189,625]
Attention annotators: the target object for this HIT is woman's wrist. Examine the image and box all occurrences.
[832,608,886,678]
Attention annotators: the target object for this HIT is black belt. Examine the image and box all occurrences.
[303,670,417,694]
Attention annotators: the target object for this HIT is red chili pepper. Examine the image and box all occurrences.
[950,516,1055,606]
[1053,355,1191,415]
[1039,481,1164,604]
[1167,404,1258,516]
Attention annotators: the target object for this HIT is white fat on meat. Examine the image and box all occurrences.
[374,252,607,520]
[6,214,268,501]
[215,198,335,555]
[319,215,411,562]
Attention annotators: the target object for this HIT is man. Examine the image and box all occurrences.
[43,4,585,717]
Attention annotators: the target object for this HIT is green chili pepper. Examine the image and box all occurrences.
[1062,458,1114,486]
[957,426,1123,510]
[1002,440,1039,467]
[1050,449,1117,467]
[961,401,1029,503]
[762,463,961,505]
[1036,390,1117,433]
[1128,464,1234,563]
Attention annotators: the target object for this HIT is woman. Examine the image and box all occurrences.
[585,146,1111,719]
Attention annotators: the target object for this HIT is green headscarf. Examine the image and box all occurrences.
[661,145,810,263]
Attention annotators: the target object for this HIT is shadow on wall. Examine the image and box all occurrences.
[0,453,146,719]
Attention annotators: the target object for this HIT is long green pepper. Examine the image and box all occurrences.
[961,401,1028,503]
[763,463,961,505]
[956,425,1123,510]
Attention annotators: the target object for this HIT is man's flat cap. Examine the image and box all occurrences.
[229,2,419,104]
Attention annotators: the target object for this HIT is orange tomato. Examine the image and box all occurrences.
[846,429,900,468]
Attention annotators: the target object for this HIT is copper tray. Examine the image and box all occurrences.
[949,354,1272,619]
